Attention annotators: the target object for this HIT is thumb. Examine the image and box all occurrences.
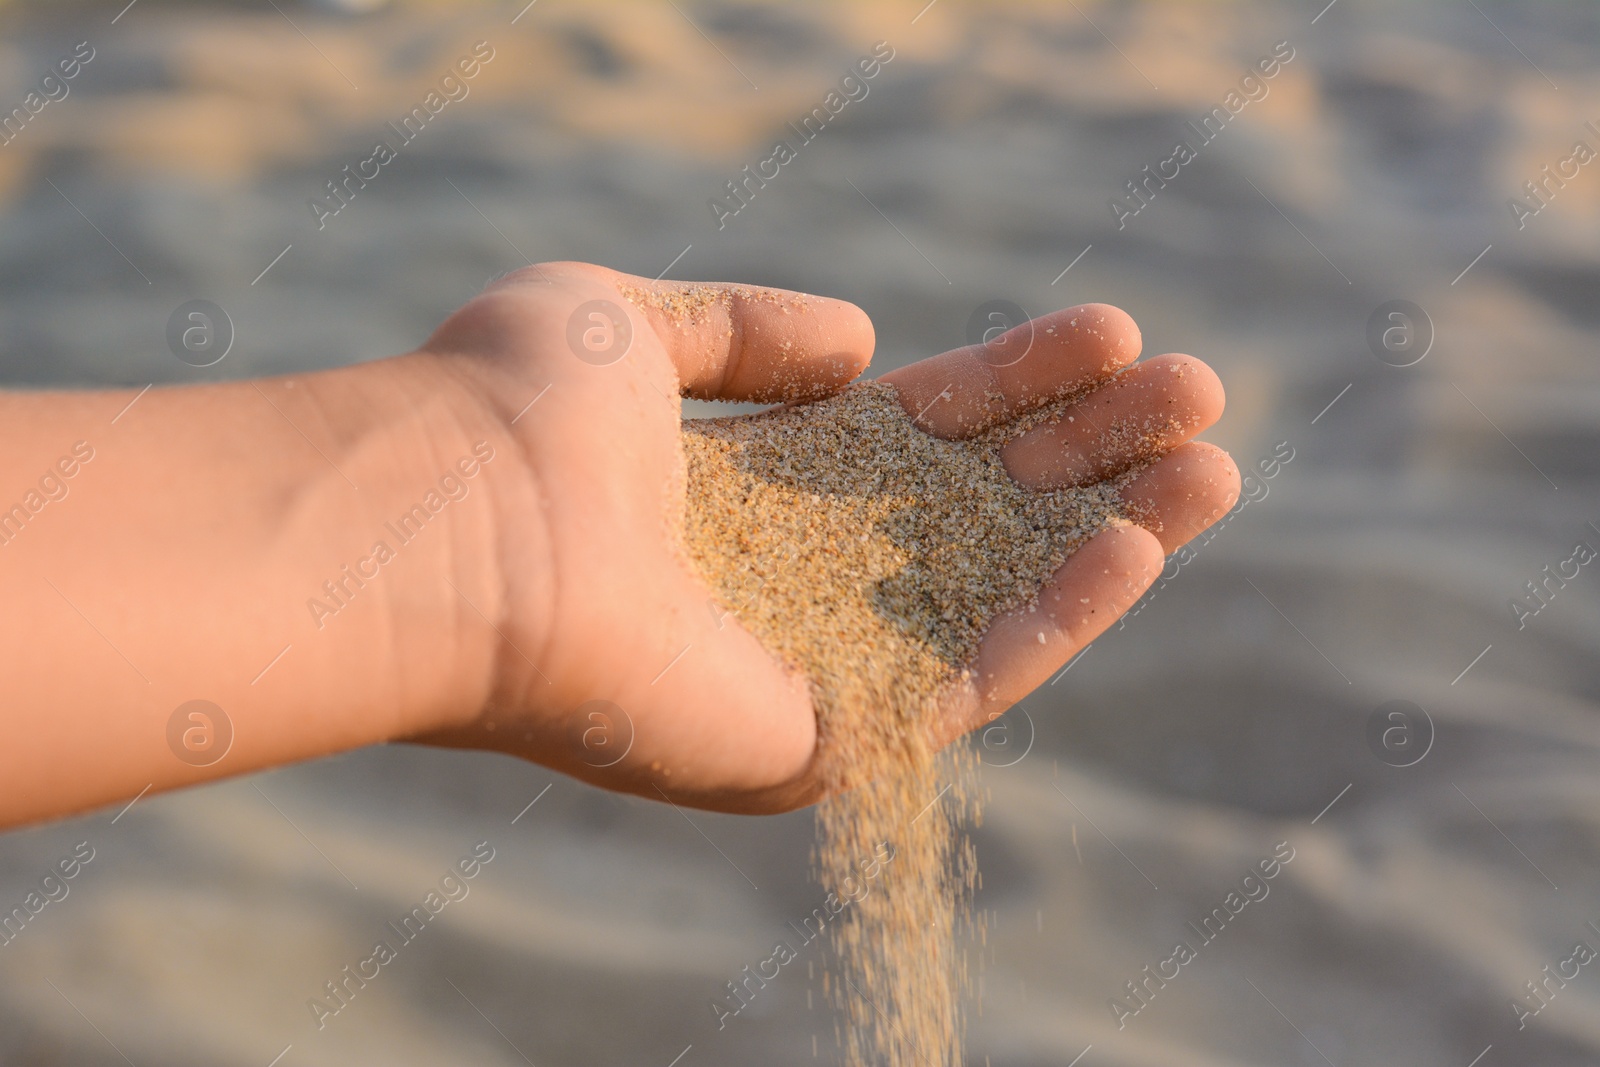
[541,262,876,403]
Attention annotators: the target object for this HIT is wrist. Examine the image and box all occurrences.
[295,350,537,744]
[0,354,538,826]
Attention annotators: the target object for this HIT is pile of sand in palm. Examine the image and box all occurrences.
[680,379,1131,1067]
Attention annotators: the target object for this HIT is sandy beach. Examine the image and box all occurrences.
[0,1,1597,1064]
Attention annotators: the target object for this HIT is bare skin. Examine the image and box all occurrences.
[0,261,1237,829]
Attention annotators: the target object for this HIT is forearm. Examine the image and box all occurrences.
[0,353,510,829]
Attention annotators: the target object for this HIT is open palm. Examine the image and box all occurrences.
[412,261,1238,813]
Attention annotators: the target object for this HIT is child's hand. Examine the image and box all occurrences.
[408,262,1238,813]
[0,260,1234,829]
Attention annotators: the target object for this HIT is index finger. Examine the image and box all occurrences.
[879,303,1141,438]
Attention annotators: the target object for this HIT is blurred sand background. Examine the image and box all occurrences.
[1,0,1598,1064]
